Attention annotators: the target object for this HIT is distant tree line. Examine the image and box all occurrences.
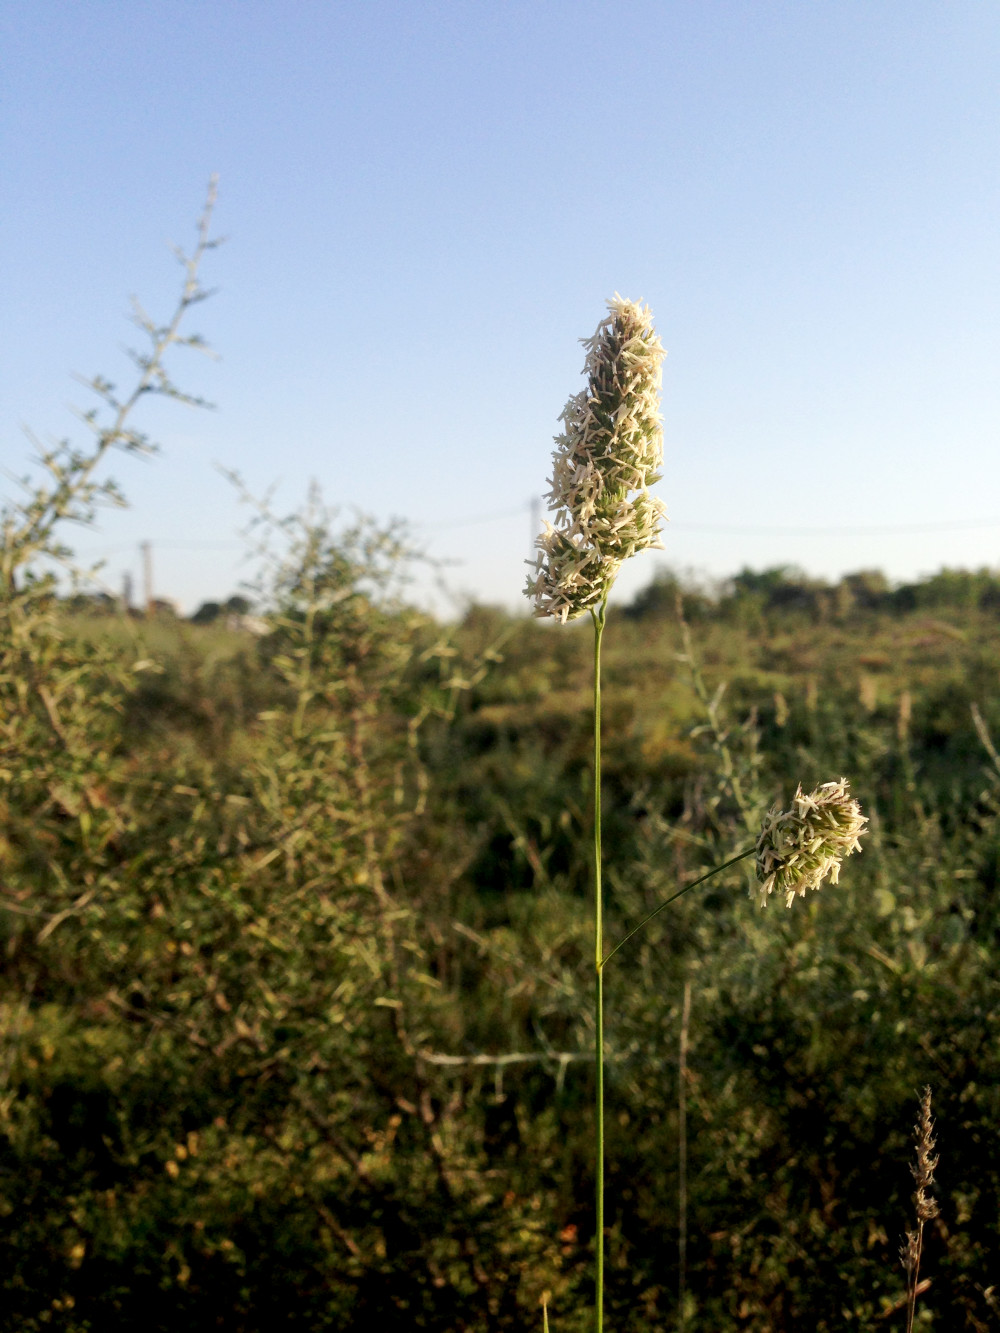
[188,594,253,624]
[624,563,1000,623]
[60,592,254,623]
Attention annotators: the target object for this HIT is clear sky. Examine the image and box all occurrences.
[3,2,999,614]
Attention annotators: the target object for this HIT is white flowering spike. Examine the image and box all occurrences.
[754,778,868,908]
[526,295,666,620]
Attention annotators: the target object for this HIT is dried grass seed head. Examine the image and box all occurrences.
[900,1087,939,1279]
[899,1230,920,1277]
[912,1086,939,1223]
[526,295,666,621]
[753,777,868,908]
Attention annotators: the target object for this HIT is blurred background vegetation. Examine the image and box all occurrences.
[4,541,1000,1331]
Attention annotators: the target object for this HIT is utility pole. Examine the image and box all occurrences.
[140,541,153,617]
[122,571,133,614]
[529,495,542,561]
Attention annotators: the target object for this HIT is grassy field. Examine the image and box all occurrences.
[2,565,1000,1331]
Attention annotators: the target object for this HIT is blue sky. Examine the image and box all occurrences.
[3,2,999,613]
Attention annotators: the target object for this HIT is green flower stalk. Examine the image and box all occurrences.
[754,778,868,908]
[527,295,665,1333]
[527,301,868,1333]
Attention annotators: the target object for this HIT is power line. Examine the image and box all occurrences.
[420,502,1000,538]
[670,516,1000,537]
[416,505,529,531]
[77,539,243,556]
[73,513,1000,555]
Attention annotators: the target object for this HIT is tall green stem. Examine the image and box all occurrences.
[587,599,754,1333]
[591,600,607,1333]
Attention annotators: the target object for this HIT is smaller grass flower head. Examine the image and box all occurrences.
[525,295,666,621]
[754,778,867,908]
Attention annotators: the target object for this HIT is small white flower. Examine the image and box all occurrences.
[754,778,868,908]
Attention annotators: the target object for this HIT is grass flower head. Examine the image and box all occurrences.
[754,777,867,908]
[526,295,666,621]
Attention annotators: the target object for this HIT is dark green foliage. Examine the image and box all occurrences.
[7,523,1000,1330]
[625,563,1000,627]
[12,554,1000,1330]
